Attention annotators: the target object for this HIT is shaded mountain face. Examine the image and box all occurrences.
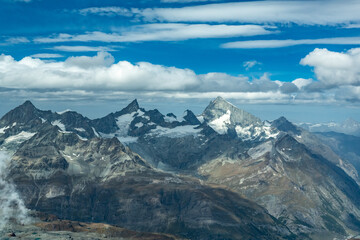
[315,131,360,177]
[1,98,360,239]
[0,108,294,240]
[199,134,360,238]
[0,100,95,152]
[272,117,359,184]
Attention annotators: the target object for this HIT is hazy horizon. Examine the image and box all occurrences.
[1,97,359,125]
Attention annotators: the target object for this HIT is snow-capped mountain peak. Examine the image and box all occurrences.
[201,97,277,140]
[202,96,262,127]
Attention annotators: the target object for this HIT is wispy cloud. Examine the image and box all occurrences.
[29,53,63,58]
[343,23,360,29]
[160,0,221,3]
[50,45,117,52]
[243,60,261,71]
[0,151,31,230]
[34,24,276,43]
[5,37,30,44]
[221,37,360,49]
[7,0,31,2]
[137,1,360,25]
[77,7,133,17]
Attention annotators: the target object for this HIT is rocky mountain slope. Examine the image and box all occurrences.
[1,98,360,239]
[315,131,360,177]
[87,97,360,238]
[0,102,295,240]
[199,133,360,239]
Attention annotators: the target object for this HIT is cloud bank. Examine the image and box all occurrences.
[1,49,360,104]
[0,52,198,90]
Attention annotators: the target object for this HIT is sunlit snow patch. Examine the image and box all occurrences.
[164,115,177,123]
[0,126,10,134]
[74,128,86,132]
[148,125,201,138]
[208,110,231,134]
[51,120,66,132]
[4,131,36,144]
[56,109,72,114]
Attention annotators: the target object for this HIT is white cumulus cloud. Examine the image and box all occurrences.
[0,52,198,91]
[300,48,360,88]
[0,52,298,95]
[1,51,360,105]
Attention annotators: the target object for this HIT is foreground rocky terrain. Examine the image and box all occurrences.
[0,97,359,239]
[1,212,182,240]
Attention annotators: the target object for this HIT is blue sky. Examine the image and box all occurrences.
[1,0,360,123]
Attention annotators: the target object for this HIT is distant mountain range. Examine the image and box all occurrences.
[298,118,360,137]
[1,97,360,239]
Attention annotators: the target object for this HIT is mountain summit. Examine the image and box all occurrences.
[202,96,262,127]
[201,97,276,140]
[114,99,140,117]
[0,100,41,125]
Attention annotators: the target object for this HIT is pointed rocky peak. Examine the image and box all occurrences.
[127,99,140,111]
[272,116,301,135]
[213,96,229,104]
[202,96,262,127]
[14,100,38,114]
[114,99,140,117]
[21,100,36,109]
[183,110,201,125]
[166,113,176,119]
[0,100,42,125]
